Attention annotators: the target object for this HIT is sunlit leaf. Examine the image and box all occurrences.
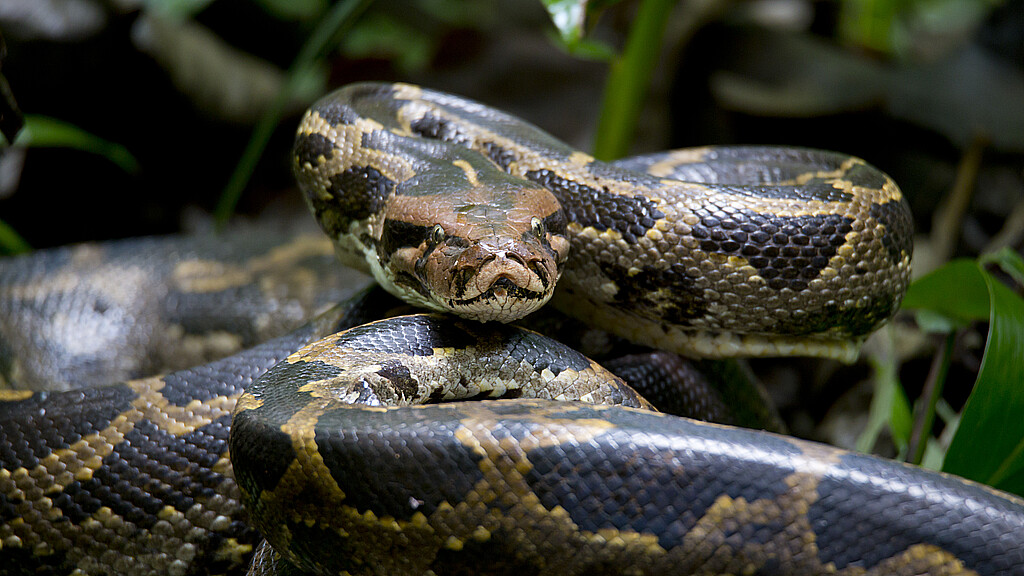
[541,0,587,46]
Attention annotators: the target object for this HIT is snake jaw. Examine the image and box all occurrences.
[379,227,562,322]
[444,237,560,322]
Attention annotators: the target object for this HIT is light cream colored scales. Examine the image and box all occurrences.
[293,82,913,361]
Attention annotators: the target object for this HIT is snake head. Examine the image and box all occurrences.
[379,182,569,322]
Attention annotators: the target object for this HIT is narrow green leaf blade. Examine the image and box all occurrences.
[982,247,1024,287]
[943,270,1024,497]
[900,259,990,323]
[857,331,913,454]
[16,115,139,173]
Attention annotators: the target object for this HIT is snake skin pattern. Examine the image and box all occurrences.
[2,83,1022,575]
[232,313,1024,576]
[293,83,913,361]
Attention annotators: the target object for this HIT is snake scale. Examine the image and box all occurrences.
[1,82,1022,575]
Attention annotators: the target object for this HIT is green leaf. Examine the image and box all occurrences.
[341,13,434,73]
[13,115,139,173]
[541,0,587,46]
[981,246,1024,287]
[837,0,900,53]
[142,0,215,19]
[900,259,990,324]
[0,219,30,255]
[548,32,615,61]
[858,327,913,454]
[943,269,1024,497]
[592,0,675,160]
[214,0,371,225]
[256,0,327,20]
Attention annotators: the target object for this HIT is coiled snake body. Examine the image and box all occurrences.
[1,83,1022,576]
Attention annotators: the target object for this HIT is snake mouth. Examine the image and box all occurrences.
[426,234,561,322]
[449,276,552,322]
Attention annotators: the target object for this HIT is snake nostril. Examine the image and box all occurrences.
[526,260,547,284]
[505,253,527,268]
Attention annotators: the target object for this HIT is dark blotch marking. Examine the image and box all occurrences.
[482,141,517,171]
[870,200,913,264]
[410,112,467,144]
[293,133,334,169]
[599,262,706,324]
[311,98,360,126]
[314,405,482,521]
[319,165,393,235]
[693,207,854,292]
[230,409,299,500]
[810,452,1024,575]
[300,161,394,241]
[525,169,665,244]
[0,385,137,471]
[376,360,417,399]
[514,408,800,553]
[772,294,895,337]
[380,219,430,256]
[231,358,348,499]
[338,316,478,357]
[541,210,567,237]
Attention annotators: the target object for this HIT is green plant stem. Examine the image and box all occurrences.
[907,332,954,466]
[213,0,372,226]
[592,0,675,160]
[857,325,912,454]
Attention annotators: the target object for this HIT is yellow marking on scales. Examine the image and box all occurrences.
[647,147,712,177]
[451,159,481,187]
[568,151,594,166]
[0,390,33,401]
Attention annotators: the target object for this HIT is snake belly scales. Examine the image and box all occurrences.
[0,81,1022,576]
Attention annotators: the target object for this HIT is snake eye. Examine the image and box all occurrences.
[430,224,446,245]
[531,216,544,237]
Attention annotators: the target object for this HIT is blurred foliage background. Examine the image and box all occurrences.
[0,0,1022,493]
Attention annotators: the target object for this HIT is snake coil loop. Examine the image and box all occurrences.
[3,83,1023,576]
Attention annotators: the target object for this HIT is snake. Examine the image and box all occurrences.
[1,81,1022,576]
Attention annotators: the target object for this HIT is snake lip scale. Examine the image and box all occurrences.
[2,83,1023,575]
